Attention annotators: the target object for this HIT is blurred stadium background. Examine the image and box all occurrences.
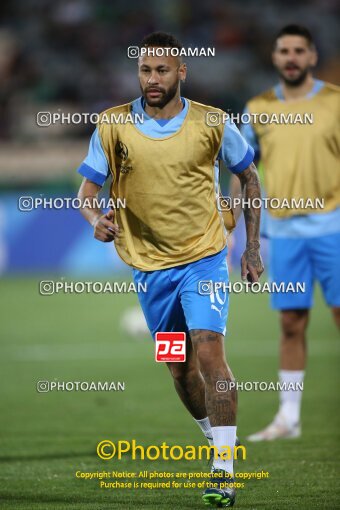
[0,1,339,509]
[1,0,340,275]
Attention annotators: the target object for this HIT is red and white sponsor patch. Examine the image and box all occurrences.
[155,332,186,362]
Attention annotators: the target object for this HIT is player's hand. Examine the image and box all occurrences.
[241,240,264,283]
[93,210,120,242]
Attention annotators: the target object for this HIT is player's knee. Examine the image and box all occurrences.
[196,351,227,381]
[281,310,308,340]
[190,331,227,379]
[331,307,340,328]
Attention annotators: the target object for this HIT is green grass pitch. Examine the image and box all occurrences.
[0,277,339,509]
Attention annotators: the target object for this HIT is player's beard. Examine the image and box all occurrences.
[278,65,310,87]
[141,80,179,109]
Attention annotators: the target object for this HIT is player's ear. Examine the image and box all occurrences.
[310,46,318,67]
[271,49,278,67]
[179,62,187,82]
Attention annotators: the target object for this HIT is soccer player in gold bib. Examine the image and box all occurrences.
[77,32,263,507]
[239,25,340,442]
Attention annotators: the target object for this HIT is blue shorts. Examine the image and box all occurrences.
[269,232,340,310]
[132,247,229,339]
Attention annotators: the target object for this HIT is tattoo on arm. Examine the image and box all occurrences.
[237,163,261,246]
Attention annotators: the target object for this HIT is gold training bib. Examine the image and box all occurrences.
[98,100,227,270]
[247,83,340,218]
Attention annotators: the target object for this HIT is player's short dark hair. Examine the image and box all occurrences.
[140,32,183,50]
[274,24,315,48]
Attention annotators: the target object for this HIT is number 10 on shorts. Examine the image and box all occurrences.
[155,332,186,362]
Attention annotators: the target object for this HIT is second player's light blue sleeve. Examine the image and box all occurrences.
[77,128,109,186]
[218,118,254,174]
[240,107,260,160]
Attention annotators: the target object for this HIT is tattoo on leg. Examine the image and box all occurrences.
[190,329,221,344]
[173,369,207,419]
[204,371,237,426]
[190,330,237,426]
[168,336,207,420]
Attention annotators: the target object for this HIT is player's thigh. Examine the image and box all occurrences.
[269,237,313,310]
[132,268,187,339]
[309,231,340,307]
[179,249,229,336]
